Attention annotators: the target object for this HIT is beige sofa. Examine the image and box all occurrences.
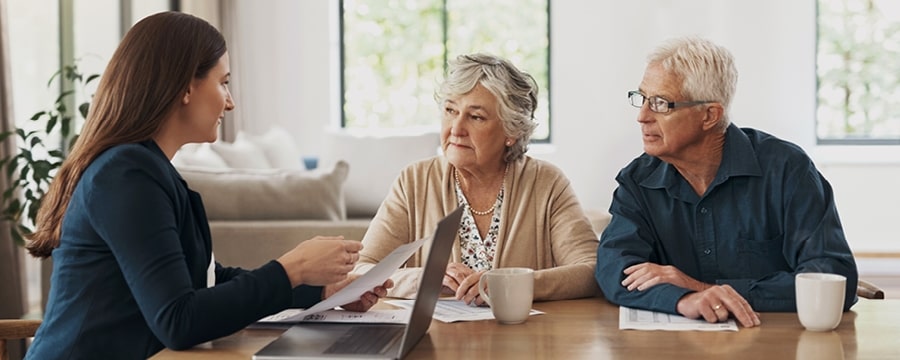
[175,127,611,270]
[178,160,376,269]
[175,128,445,269]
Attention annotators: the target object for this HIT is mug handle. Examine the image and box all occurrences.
[478,273,492,307]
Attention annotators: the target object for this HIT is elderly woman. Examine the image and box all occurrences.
[355,53,599,304]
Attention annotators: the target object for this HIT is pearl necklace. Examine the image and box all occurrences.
[454,163,509,216]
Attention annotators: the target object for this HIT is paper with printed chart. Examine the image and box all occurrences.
[257,235,429,323]
[618,306,738,331]
[386,299,544,323]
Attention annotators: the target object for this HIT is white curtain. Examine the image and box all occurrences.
[0,0,26,321]
[218,0,247,142]
[0,0,28,358]
[177,0,242,142]
[179,0,245,141]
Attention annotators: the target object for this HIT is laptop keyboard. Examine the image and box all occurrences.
[324,325,404,355]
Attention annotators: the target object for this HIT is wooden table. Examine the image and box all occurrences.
[151,298,900,359]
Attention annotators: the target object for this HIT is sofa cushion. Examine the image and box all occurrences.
[178,161,349,221]
[210,137,272,169]
[237,127,304,170]
[171,143,230,168]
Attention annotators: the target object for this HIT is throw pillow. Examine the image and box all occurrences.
[321,130,440,217]
[171,143,230,169]
[178,160,349,221]
[210,137,272,169]
[238,127,304,170]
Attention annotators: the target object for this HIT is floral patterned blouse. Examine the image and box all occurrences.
[453,179,504,271]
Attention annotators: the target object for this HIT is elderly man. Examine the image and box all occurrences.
[595,37,858,328]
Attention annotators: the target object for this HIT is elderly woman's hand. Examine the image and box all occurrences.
[442,262,475,294]
[454,270,487,306]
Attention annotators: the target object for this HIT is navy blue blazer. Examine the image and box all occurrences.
[28,141,322,359]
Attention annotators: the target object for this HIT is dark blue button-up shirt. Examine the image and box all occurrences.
[596,124,858,313]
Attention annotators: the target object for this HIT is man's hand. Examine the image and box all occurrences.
[323,274,394,312]
[676,285,760,327]
[622,262,710,292]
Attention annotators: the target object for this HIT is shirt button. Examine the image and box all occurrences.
[704,249,711,255]
[700,207,708,214]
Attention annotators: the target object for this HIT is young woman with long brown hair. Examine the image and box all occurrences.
[26,12,388,359]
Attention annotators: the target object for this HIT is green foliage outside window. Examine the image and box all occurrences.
[342,0,550,141]
[817,0,900,142]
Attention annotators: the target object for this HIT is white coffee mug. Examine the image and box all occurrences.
[478,267,534,324]
[795,272,846,331]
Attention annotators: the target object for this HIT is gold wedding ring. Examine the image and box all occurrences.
[713,304,722,311]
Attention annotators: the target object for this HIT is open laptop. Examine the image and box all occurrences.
[253,206,463,360]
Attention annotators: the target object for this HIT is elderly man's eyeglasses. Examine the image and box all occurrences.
[628,90,713,113]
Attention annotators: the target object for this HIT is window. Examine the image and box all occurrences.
[816,0,900,144]
[340,0,551,142]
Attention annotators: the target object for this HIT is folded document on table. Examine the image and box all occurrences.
[619,306,738,331]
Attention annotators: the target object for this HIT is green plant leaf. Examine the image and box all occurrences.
[2,186,16,200]
[4,160,17,179]
[61,116,71,138]
[11,228,24,247]
[55,90,75,104]
[2,62,99,247]
[46,114,58,133]
[30,111,46,121]
[31,160,52,181]
[45,117,58,133]
[68,134,79,151]
[46,69,62,87]
[79,102,90,119]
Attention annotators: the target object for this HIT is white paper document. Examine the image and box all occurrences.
[258,235,429,322]
[386,299,544,323]
[618,306,738,331]
[258,308,410,324]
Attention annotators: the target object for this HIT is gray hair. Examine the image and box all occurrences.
[435,53,538,162]
[648,37,737,129]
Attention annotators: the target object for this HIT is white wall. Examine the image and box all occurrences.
[230,0,900,253]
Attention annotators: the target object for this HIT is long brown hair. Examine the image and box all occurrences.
[27,12,226,258]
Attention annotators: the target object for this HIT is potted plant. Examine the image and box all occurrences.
[0,64,98,245]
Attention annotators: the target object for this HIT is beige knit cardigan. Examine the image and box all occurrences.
[354,155,600,301]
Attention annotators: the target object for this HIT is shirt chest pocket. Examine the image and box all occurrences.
[735,231,788,278]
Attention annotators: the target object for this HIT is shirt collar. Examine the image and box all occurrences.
[640,124,762,199]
